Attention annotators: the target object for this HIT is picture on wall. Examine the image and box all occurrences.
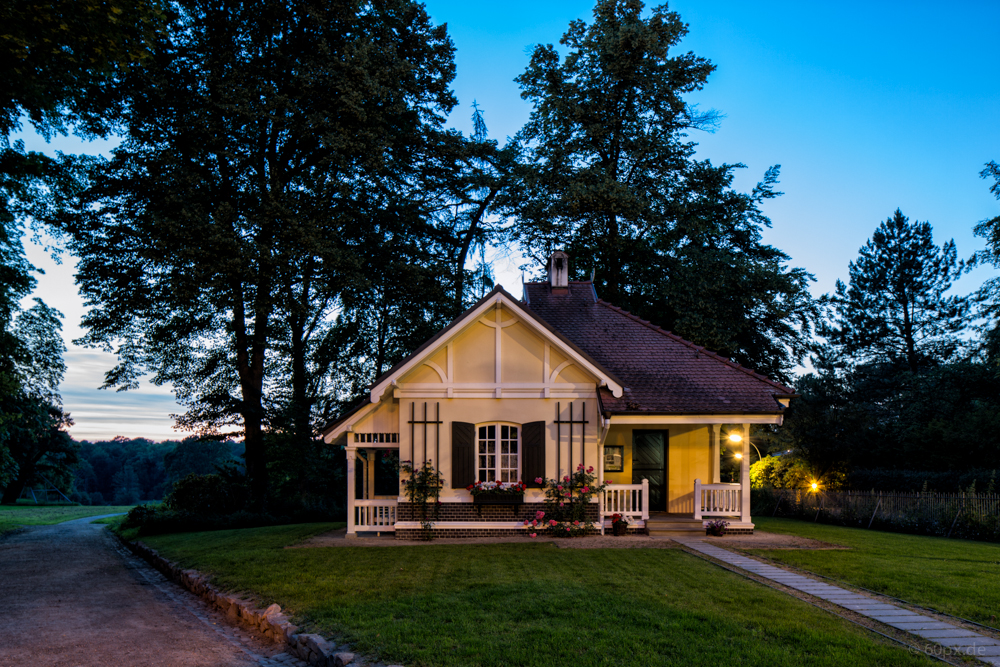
[604,445,624,473]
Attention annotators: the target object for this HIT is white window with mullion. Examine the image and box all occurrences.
[477,423,520,482]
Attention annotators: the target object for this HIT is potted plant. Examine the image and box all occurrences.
[705,519,730,537]
[610,513,631,536]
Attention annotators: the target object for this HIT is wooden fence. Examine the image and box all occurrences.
[751,488,1000,542]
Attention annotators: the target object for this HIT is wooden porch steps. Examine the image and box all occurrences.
[645,515,706,536]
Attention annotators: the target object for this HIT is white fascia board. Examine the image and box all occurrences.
[367,291,623,404]
[608,414,784,426]
[323,401,379,444]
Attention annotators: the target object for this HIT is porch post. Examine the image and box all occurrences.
[346,448,357,538]
[710,424,721,484]
[740,423,751,523]
[598,432,605,535]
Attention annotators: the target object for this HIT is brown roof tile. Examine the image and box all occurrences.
[523,281,793,415]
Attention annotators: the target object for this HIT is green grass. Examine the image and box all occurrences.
[142,524,934,667]
[749,517,1000,625]
[0,504,134,535]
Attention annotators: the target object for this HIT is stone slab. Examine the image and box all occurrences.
[932,636,1000,649]
[888,621,958,631]
[914,629,983,639]
[869,614,926,623]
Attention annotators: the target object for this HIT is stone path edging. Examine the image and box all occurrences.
[676,539,1000,666]
[121,537,387,667]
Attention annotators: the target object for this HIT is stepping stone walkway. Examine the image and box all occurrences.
[677,539,1000,666]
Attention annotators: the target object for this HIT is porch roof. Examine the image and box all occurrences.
[523,281,795,416]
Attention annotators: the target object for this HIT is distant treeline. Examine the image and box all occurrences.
[70,437,243,506]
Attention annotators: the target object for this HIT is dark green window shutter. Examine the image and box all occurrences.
[522,421,545,488]
[451,421,475,488]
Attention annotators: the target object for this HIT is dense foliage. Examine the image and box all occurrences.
[504,0,816,382]
[762,198,1000,492]
[1,0,998,514]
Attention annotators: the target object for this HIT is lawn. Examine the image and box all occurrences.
[0,504,134,535]
[142,524,935,667]
[750,517,1000,625]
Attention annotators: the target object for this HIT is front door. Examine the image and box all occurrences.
[632,430,668,512]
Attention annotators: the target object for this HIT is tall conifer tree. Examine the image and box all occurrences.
[820,209,970,372]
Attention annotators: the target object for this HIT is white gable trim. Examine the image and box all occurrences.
[323,400,380,443]
[367,290,623,404]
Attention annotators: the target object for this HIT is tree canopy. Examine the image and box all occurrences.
[67,0,461,508]
[504,0,815,383]
[819,209,970,372]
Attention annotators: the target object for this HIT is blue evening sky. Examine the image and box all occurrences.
[18,0,1000,441]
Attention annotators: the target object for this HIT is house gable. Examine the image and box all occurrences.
[323,286,623,443]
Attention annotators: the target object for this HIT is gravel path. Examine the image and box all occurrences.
[0,518,304,667]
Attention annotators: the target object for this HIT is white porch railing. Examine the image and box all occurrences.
[352,499,398,533]
[694,479,741,519]
[601,480,649,522]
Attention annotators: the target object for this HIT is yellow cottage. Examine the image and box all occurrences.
[322,252,796,538]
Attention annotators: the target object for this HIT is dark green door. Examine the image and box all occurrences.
[632,431,668,512]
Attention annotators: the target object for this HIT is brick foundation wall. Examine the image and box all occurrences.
[397,501,599,523]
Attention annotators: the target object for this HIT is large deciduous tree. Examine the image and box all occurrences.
[67,0,458,509]
[505,0,814,382]
[819,209,971,372]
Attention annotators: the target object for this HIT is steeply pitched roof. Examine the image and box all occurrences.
[523,281,794,415]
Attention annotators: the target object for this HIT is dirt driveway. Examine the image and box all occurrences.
[0,518,280,667]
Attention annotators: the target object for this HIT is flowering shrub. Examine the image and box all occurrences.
[705,519,729,536]
[522,463,607,537]
[467,480,526,496]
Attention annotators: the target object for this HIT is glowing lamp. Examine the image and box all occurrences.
[810,482,818,491]
[728,432,743,443]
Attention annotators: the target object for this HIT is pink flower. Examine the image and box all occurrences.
[563,476,570,482]
[535,477,543,484]
[587,466,594,473]
[530,533,537,538]
[559,501,564,507]
[532,519,537,526]
[581,486,589,493]
[549,519,557,526]
[577,463,584,471]
[523,520,530,526]
[557,485,563,490]
[573,520,580,526]
[536,511,545,519]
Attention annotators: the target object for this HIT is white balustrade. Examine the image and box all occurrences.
[601,480,649,521]
[353,499,398,532]
[693,479,742,519]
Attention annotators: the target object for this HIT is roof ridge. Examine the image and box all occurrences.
[593,299,794,394]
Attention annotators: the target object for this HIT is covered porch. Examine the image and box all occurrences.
[597,420,760,533]
[345,441,399,536]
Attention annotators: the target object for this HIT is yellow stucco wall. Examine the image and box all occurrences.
[501,321,544,383]
[601,425,711,514]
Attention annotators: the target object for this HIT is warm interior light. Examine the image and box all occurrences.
[810,482,818,490]
[728,432,743,443]
[734,452,743,460]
